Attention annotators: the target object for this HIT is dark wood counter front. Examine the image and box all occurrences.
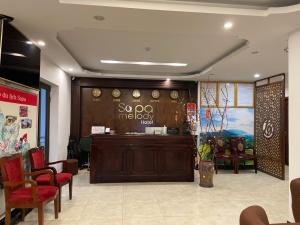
[90,135,195,183]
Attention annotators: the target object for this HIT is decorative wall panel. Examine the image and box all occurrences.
[255,80,285,179]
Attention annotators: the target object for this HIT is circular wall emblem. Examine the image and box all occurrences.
[170,90,179,100]
[262,119,274,139]
[132,89,141,98]
[112,89,121,98]
[151,90,160,99]
[92,88,101,98]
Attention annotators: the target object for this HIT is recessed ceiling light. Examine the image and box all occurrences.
[68,68,74,72]
[224,21,233,30]
[37,40,46,47]
[251,51,259,54]
[166,78,171,81]
[254,73,261,78]
[26,41,33,45]
[100,60,187,67]
[94,15,105,21]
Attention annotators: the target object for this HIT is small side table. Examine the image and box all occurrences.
[63,159,78,175]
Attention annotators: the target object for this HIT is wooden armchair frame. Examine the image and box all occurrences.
[0,154,59,225]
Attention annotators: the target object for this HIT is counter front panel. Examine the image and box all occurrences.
[90,135,195,183]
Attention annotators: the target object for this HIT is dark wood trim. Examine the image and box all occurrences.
[71,78,198,140]
[90,134,194,183]
[255,73,286,180]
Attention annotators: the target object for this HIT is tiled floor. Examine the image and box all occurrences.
[18,168,288,225]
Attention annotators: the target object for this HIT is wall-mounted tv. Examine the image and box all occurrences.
[0,20,40,89]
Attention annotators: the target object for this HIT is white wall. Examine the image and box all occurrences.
[40,54,71,170]
[288,29,300,222]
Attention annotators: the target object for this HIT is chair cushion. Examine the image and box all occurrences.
[4,157,23,182]
[31,150,45,169]
[8,186,58,204]
[36,172,72,185]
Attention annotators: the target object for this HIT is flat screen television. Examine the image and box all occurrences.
[0,20,40,89]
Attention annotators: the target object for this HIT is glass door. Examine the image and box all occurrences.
[38,82,51,162]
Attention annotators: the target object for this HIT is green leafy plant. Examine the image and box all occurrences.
[198,143,213,161]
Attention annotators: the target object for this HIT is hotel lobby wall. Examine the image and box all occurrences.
[71,78,197,139]
[40,55,71,170]
[288,29,300,222]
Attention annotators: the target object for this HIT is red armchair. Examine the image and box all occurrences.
[29,147,73,212]
[213,137,236,174]
[0,154,59,225]
[230,137,257,174]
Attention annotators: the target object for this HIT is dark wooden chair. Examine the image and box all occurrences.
[212,137,236,174]
[240,205,300,225]
[230,137,257,174]
[0,154,59,225]
[29,147,73,212]
[291,178,300,222]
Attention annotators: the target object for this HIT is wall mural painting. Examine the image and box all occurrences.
[199,108,255,162]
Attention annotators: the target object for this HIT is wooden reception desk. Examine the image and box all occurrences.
[90,134,195,183]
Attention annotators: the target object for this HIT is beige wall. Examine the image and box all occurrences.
[288,29,300,222]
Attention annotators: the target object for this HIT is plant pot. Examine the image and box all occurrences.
[199,160,214,188]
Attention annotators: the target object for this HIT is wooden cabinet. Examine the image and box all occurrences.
[90,135,194,183]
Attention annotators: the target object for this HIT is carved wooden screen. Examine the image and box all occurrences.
[255,75,285,180]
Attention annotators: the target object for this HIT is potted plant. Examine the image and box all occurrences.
[197,82,230,187]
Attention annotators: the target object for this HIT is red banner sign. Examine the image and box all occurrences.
[0,86,38,106]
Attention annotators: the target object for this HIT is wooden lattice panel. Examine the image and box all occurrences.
[255,81,285,179]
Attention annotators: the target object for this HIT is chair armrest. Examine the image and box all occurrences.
[4,180,38,202]
[47,160,66,166]
[25,169,56,185]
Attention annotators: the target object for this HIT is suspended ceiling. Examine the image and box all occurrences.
[0,0,300,81]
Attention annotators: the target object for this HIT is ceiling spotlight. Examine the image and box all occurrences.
[26,41,33,45]
[224,21,233,30]
[254,73,261,78]
[251,51,259,55]
[94,15,105,21]
[68,68,74,72]
[37,40,46,47]
[166,78,171,81]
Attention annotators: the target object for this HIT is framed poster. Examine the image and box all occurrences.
[0,79,39,156]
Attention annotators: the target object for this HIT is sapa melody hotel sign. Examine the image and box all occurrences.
[118,103,154,125]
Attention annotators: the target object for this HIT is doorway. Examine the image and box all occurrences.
[38,82,51,163]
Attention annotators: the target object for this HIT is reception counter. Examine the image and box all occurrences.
[90,134,195,183]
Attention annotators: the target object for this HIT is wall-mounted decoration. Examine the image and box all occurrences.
[92,88,101,98]
[151,90,160,99]
[219,83,235,107]
[170,90,179,100]
[200,82,217,107]
[200,81,254,108]
[237,83,254,107]
[0,81,38,156]
[112,89,121,98]
[132,89,141,98]
[19,106,28,117]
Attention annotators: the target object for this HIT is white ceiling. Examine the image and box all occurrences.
[1,0,300,81]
